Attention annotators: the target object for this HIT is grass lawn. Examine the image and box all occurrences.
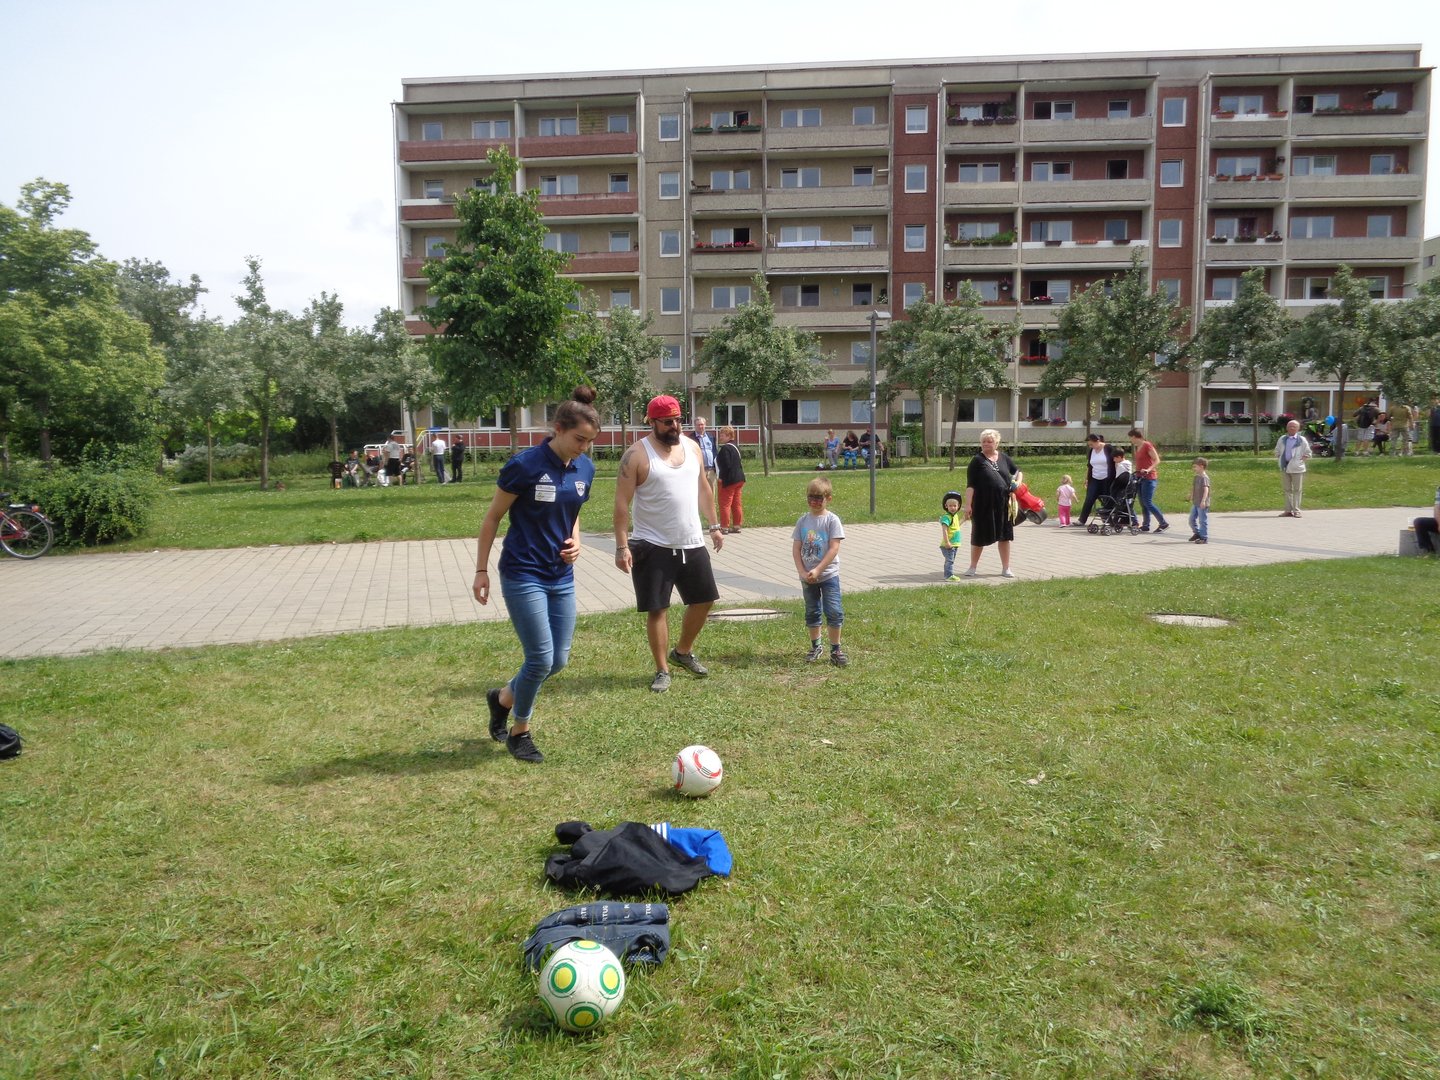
[94,452,1440,553]
[3,558,1438,1077]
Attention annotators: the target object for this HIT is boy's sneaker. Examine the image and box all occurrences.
[1195,537,1208,544]
[830,647,850,668]
[668,649,709,677]
[506,729,544,763]
[1156,522,1170,533]
[805,640,825,663]
[945,574,962,582]
[650,670,672,693]
[486,688,509,742]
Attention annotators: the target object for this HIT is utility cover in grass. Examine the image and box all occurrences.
[1150,613,1232,627]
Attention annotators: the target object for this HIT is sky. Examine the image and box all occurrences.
[3,0,1438,328]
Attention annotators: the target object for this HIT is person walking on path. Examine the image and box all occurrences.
[450,436,466,483]
[715,424,746,533]
[1188,457,1211,544]
[614,395,725,694]
[1128,428,1170,533]
[962,429,1020,578]
[430,432,448,484]
[1275,418,1313,517]
[472,387,600,764]
[1077,433,1111,526]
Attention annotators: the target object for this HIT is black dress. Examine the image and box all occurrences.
[967,451,1017,547]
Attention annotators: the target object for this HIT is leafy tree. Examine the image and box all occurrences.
[1375,278,1440,407]
[363,307,442,443]
[297,292,366,462]
[695,275,827,476]
[583,304,659,448]
[425,147,581,451]
[116,258,206,351]
[1290,265,1384,461]
[230,257,305,489]
[160,317,243,483]
[1037,282,1110,437]
[1193,267,1293,453]
[878,285,1016,468]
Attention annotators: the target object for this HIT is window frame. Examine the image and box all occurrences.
[658,287,682,315]
[658,113,680,141]
[659,230,681,257]
[902,281,925,309]
[852,105,876,125]
[905,104,929,133]
[1158,219,1183,248]
[1161,98,1186,127]
[420,121,443,141]
[903,163,927,193]
[780,107,822,128]
[1160,160,1184,188]
[658,171,681,199]
[903,224,927,252]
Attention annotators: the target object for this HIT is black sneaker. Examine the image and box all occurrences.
[506,729,544,763]
[1156,521,1170,533]
[668,649,709,677]
[1188,534,1200,543]
[805,640,824,663]
[486,688,509,742]
[830,647,850,668]
[1195,537,1208,544]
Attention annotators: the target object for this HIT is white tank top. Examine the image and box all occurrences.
[632,437,704,548]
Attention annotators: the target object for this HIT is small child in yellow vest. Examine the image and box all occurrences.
[940,491,964,580]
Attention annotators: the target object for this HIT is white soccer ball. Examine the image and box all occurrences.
[672,744,723,797]
[538,940,626,1032]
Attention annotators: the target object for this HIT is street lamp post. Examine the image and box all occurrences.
[867,309,890,516]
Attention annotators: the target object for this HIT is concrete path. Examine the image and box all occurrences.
[0,508,1408,660]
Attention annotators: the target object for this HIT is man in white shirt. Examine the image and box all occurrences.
[430,432,448,484]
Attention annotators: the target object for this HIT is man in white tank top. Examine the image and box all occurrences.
[614,395,725,693]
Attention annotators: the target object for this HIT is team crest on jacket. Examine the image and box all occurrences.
[575,481,587,497]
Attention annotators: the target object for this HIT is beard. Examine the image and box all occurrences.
[653,425,681,447]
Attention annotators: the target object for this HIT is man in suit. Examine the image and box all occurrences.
[1274,419,1312,518]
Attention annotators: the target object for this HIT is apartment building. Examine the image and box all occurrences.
[394,47,1429,446]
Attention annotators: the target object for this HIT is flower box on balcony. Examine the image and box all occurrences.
[1214,174,1231,181]
[1213,110,1236,119]
[691,125,713,134]
[995,116,1018,125]
[717,124,740,133]
[1043,239,1063,247]
[975,117,996,126]
[1203,413,1222,424]
[1232,175,1253,182]
[1030,418,1051,426]
[1264,232,1283,242]
[947,117,971,125]
[1111,238,1131,245]
[1021,356,1050,364]
[738,124,762,133]
[1050,419,1069,427]
[1271,109,1288,117]
[1235,236,1258,244]
[1262,173,1285,181]
[1028,297,1053,305]
[1210,236,1229,243]
[1076,238,1099,245]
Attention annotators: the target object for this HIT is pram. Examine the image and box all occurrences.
[1087,472,1140,536]
[1011,481,1047,525]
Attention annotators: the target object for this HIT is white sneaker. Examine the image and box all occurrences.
[961,568,978,578]
[1001,568,1015,578]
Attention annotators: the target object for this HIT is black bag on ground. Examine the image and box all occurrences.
[0,724,22,759]
[545,820,714,897]
[521,902,670,971]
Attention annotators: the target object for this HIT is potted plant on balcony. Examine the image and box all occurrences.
[1111,236,1131,245]
[1030,416,1050,426]
[1219,413,1236,424]
[1263,231,1282,242]
[1213,109,1236,119]
[1203,412,1222,425]
[1044,238,1063,247]
[1210,234,1229,243]
[1233,413,1252,425]
[1214,174,1231,181]
[717,123,740,133]
[691,124,713,134]
[1029,295,1053,305]
[738,122,762,133]
[1050,417,1068,427]
[1235,234,1258,243]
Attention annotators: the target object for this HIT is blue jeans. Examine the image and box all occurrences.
[1189,505,1208,540]
[1138,478,1167,529]
[500,573,576,721]
[941,546,956,577]
[803,576,844,629]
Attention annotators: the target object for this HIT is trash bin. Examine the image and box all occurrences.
[894,435,912,459]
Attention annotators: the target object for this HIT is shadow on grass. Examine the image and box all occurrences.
[267,736,501,786]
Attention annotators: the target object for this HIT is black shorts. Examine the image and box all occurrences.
[385,459,402,477]
[629,540,720,613]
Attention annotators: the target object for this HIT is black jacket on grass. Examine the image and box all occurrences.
[545,820,714,897]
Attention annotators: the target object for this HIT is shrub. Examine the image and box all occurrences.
[173,443,261,483]
[11,458,164,547]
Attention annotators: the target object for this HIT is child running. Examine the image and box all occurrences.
[939,491,964,580]
[1056,474,1076,527]
[792,476,848,667]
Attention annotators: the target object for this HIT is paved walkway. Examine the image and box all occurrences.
[0,508,1408,660]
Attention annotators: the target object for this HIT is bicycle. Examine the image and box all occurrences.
[0,495,54,559]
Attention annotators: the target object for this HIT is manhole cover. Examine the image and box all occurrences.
[708,608,784,622]
[1149,613,1232,628]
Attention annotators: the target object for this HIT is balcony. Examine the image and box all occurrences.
[402,257,429,281]
[398,137,515,165]
[765,124,890,152]
[538,192,640,219]
[1208,176,1287,203]
[516,132,639,160]
[1024,116,1154,145]
[690,129,763,154]
[766,184,891,213]
[1209,114,1289,141]
[1204,237,1284,262]
[943,119,1020,146]
[1019,240,1149,265]
[689,245,762,273]
[944,181,1020,207]
[1017,301,1063,328]
[1022,179,1150,206]
[1285,236,1419,261]
[765,243,889,272]
[405,319,442,336]
[1290,110,1427,140]
[690,187,764,215]
[400,201,458,223]
[1288,173,1423,202]
[693,308,875,334]
[565,251,640,275]
[942,243,1018,269]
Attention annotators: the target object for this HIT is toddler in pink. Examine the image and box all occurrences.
[1056,475,1076,526]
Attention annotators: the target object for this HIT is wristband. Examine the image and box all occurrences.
[708,524,723,532]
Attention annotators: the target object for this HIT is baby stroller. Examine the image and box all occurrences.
[1088,472,1141,536]
[1011,481,1047,525]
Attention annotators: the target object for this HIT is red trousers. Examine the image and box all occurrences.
[718,482,745,528]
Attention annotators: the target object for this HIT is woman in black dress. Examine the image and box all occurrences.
[962,428,1022,578]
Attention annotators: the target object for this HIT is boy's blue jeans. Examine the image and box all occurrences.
[803,576,844,629]
[941,546,956,577]
[1188,505,1208,540]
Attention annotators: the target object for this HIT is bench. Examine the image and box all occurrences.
[1399,528,1421,557]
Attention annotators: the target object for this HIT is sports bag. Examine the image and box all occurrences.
[0,724,21,759]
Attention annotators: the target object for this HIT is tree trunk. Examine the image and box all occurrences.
[921,392,931,463]
[757,398,770,477]
[1334,377,1348,462]
[259,409,271,490]
[330,415,340,462]
[1249,373,1262,455]
[947,397,961,470]
[206,420,215,485]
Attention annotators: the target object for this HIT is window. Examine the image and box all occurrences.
[1207,398,1249,416]
[711,110,750,127]
[780,107,822,127]
[1033,100,1075,121]
[714,403,748,426]
[1107,159,1130,180]
[661,344,682,371]
[781,399,821,424]
[779,225,822,246]
[1108,100,1132,120]
[781,167,822,188]
[608,173,630,193]
[966,280,1000,302]
[852,166,875,187]
[1211,277,1238,301]
[780,284,820,307]
[1215,155,1262,177]
[902,282,925,308]
[1312,93,1340,112]
[956,221,1001,240]
[1290,216,1334,239]
[901,398,924,423]
[1211,217,1239,239]
[1029,220,1072,242]
[659,113,680,141]
[905,105,928,133]
[1367,214,1392,238]
[471,119,511,139]
[422,179,444,199]
[852,283,873,306]
[852,105,876,125]
[659,287,681,314]
[658,172,680,199]
[957,162,1000,183]
[955,103,985,121]
[851,341,872,364]
[473,177,499,194]
[851,225,874,245]
[709,169,751,190]
[537,116,578,137]
[1158,219,1182,247]
[659,230,680,256]
[709,227,750,246]
[424,236,446,257]
[1025,397,1064,421]
[1217,94,1264,115]
[904,224,927,252]
[609,231,631,253]
[1365,276,1387,299]
[421,121,443,141]
[542,232,580,254]
[1048,280,1072,303]
[610,288,632,309]
[607,114,630,134]
[1370,154,1396,175]
[1162,98,1187,127]
[1031,161,1072,182]
[904,164,927,193]
[1159,278,1182,302]
[955,398,998,423]
[851,399,873,424]
[1287,277,1331,300]
[476,407,512,429]
[711,285,752,309]
[1291,155,1336,177]
[539,174,579,196]
[1104,219,1128,241]
[1160,160,1184,187]
[1373,91,1398,109]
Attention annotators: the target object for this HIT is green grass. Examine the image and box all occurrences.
[91,452,1440,553]
[3,559,1439,1077]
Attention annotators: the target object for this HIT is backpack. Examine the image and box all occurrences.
[0,724,21,759]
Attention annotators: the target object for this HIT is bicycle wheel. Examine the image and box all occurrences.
[0,510,54,559]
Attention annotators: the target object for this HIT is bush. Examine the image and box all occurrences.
[173,443,260,483]
[10,458,164,547]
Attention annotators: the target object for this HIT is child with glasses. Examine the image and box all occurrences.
[792,476,848,667]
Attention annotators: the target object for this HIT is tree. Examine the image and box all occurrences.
[297,292,365,462]
[1038,282,1110,437]
[1193,267,1293,453]
[425,147,581,451]
[694,275,827,476]
[116,258,206,352]
[878,285,1016,468]
[160,318,243,483]
[1376,278,1440,407]
[583,304,659,448]
[362,307,442,442]
[230,257,305,489]
[1290,265,1384,461]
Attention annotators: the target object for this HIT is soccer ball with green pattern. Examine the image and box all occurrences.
[538,940,626,1032]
